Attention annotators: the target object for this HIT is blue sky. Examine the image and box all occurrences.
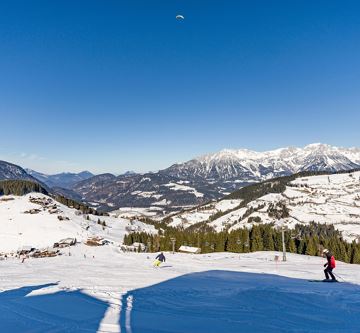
[1,0,360,174]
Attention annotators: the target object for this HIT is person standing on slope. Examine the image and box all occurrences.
[323,249,336,281]
[154,252,166,267]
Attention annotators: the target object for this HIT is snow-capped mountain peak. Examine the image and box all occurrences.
[165,143,360,182]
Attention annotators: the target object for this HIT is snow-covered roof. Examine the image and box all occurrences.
[178,245,201,253]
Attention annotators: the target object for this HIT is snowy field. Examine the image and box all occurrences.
[1,248,360,332]
[168,199,242,228]
[167,171,360,240]
[0,193,155,253]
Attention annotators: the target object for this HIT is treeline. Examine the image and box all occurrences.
[54,195,108,216]
[0,180,48,196]
[123,222,360,264]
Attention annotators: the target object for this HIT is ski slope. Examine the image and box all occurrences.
[1,249,360,332]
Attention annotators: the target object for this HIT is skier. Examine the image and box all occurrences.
[323,249,336,281]
[153,252,166,267]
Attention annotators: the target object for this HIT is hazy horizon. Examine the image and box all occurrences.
[2,142,359,175]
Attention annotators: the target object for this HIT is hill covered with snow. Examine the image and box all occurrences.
[0,161,38,182]
[0,193,154,254]
[167,170,360,241]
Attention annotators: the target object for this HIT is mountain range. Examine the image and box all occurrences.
[25,169,94,188]
[1,143,360,212]
[76,143,360,212]
[163,143,360,182]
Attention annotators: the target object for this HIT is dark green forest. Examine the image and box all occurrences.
[124,222,360,264]
[0,180,48,196]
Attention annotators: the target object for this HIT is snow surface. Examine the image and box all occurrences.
[113,206,163,219]
[168,171,360,239]
[1,249,360,332]
[2,187,360,332]
[151,198,171,206]
[130,191,162,200]
[163,182,204,198]
[168,199,242,228]
[0,193,155,253]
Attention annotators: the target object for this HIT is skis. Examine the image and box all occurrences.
[308,279,339,283]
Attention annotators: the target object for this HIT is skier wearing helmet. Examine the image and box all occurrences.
[323,249,337,281]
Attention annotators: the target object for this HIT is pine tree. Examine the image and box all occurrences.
[305,238,317,256]
[273,231,283,252]
[287,237,296,253]
[240,229,250,253]
[250,225,263,252]
[297,240,306,255]
[337,241,348,263]
[262,226,274,251]
[351,243,360,264]
[227,231,242,253]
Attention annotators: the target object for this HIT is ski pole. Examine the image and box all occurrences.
[333,272,346,282]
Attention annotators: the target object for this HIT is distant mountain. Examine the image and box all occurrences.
[72,172,219,212]
[0,160,37,182]
[163,143,360,183]
[121,171,136,176]
[51,186,83,202]
[26,169,94,189]
[4,144,360,214]
[73,144,360,213]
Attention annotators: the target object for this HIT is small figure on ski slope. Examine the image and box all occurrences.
[323,249,337,281]
[153,252,166,267]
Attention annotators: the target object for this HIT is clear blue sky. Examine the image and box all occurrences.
[1,0,360,174]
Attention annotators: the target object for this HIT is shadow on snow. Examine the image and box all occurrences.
[2,271,360,333]
[120,270,360,333]
[0,283,109,332]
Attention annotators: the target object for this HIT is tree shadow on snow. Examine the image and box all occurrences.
[0,283,109,333]
[120,270,360,333]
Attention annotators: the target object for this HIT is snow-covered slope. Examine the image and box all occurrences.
[169,199,243,228]
[0,193,155,253]
[167,170,360,241]
[0,160,37,182]
[1,250,360,332]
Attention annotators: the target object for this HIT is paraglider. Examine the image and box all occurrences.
[176,15,184,20]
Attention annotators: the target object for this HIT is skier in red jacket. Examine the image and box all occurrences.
[323,249,336,281]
